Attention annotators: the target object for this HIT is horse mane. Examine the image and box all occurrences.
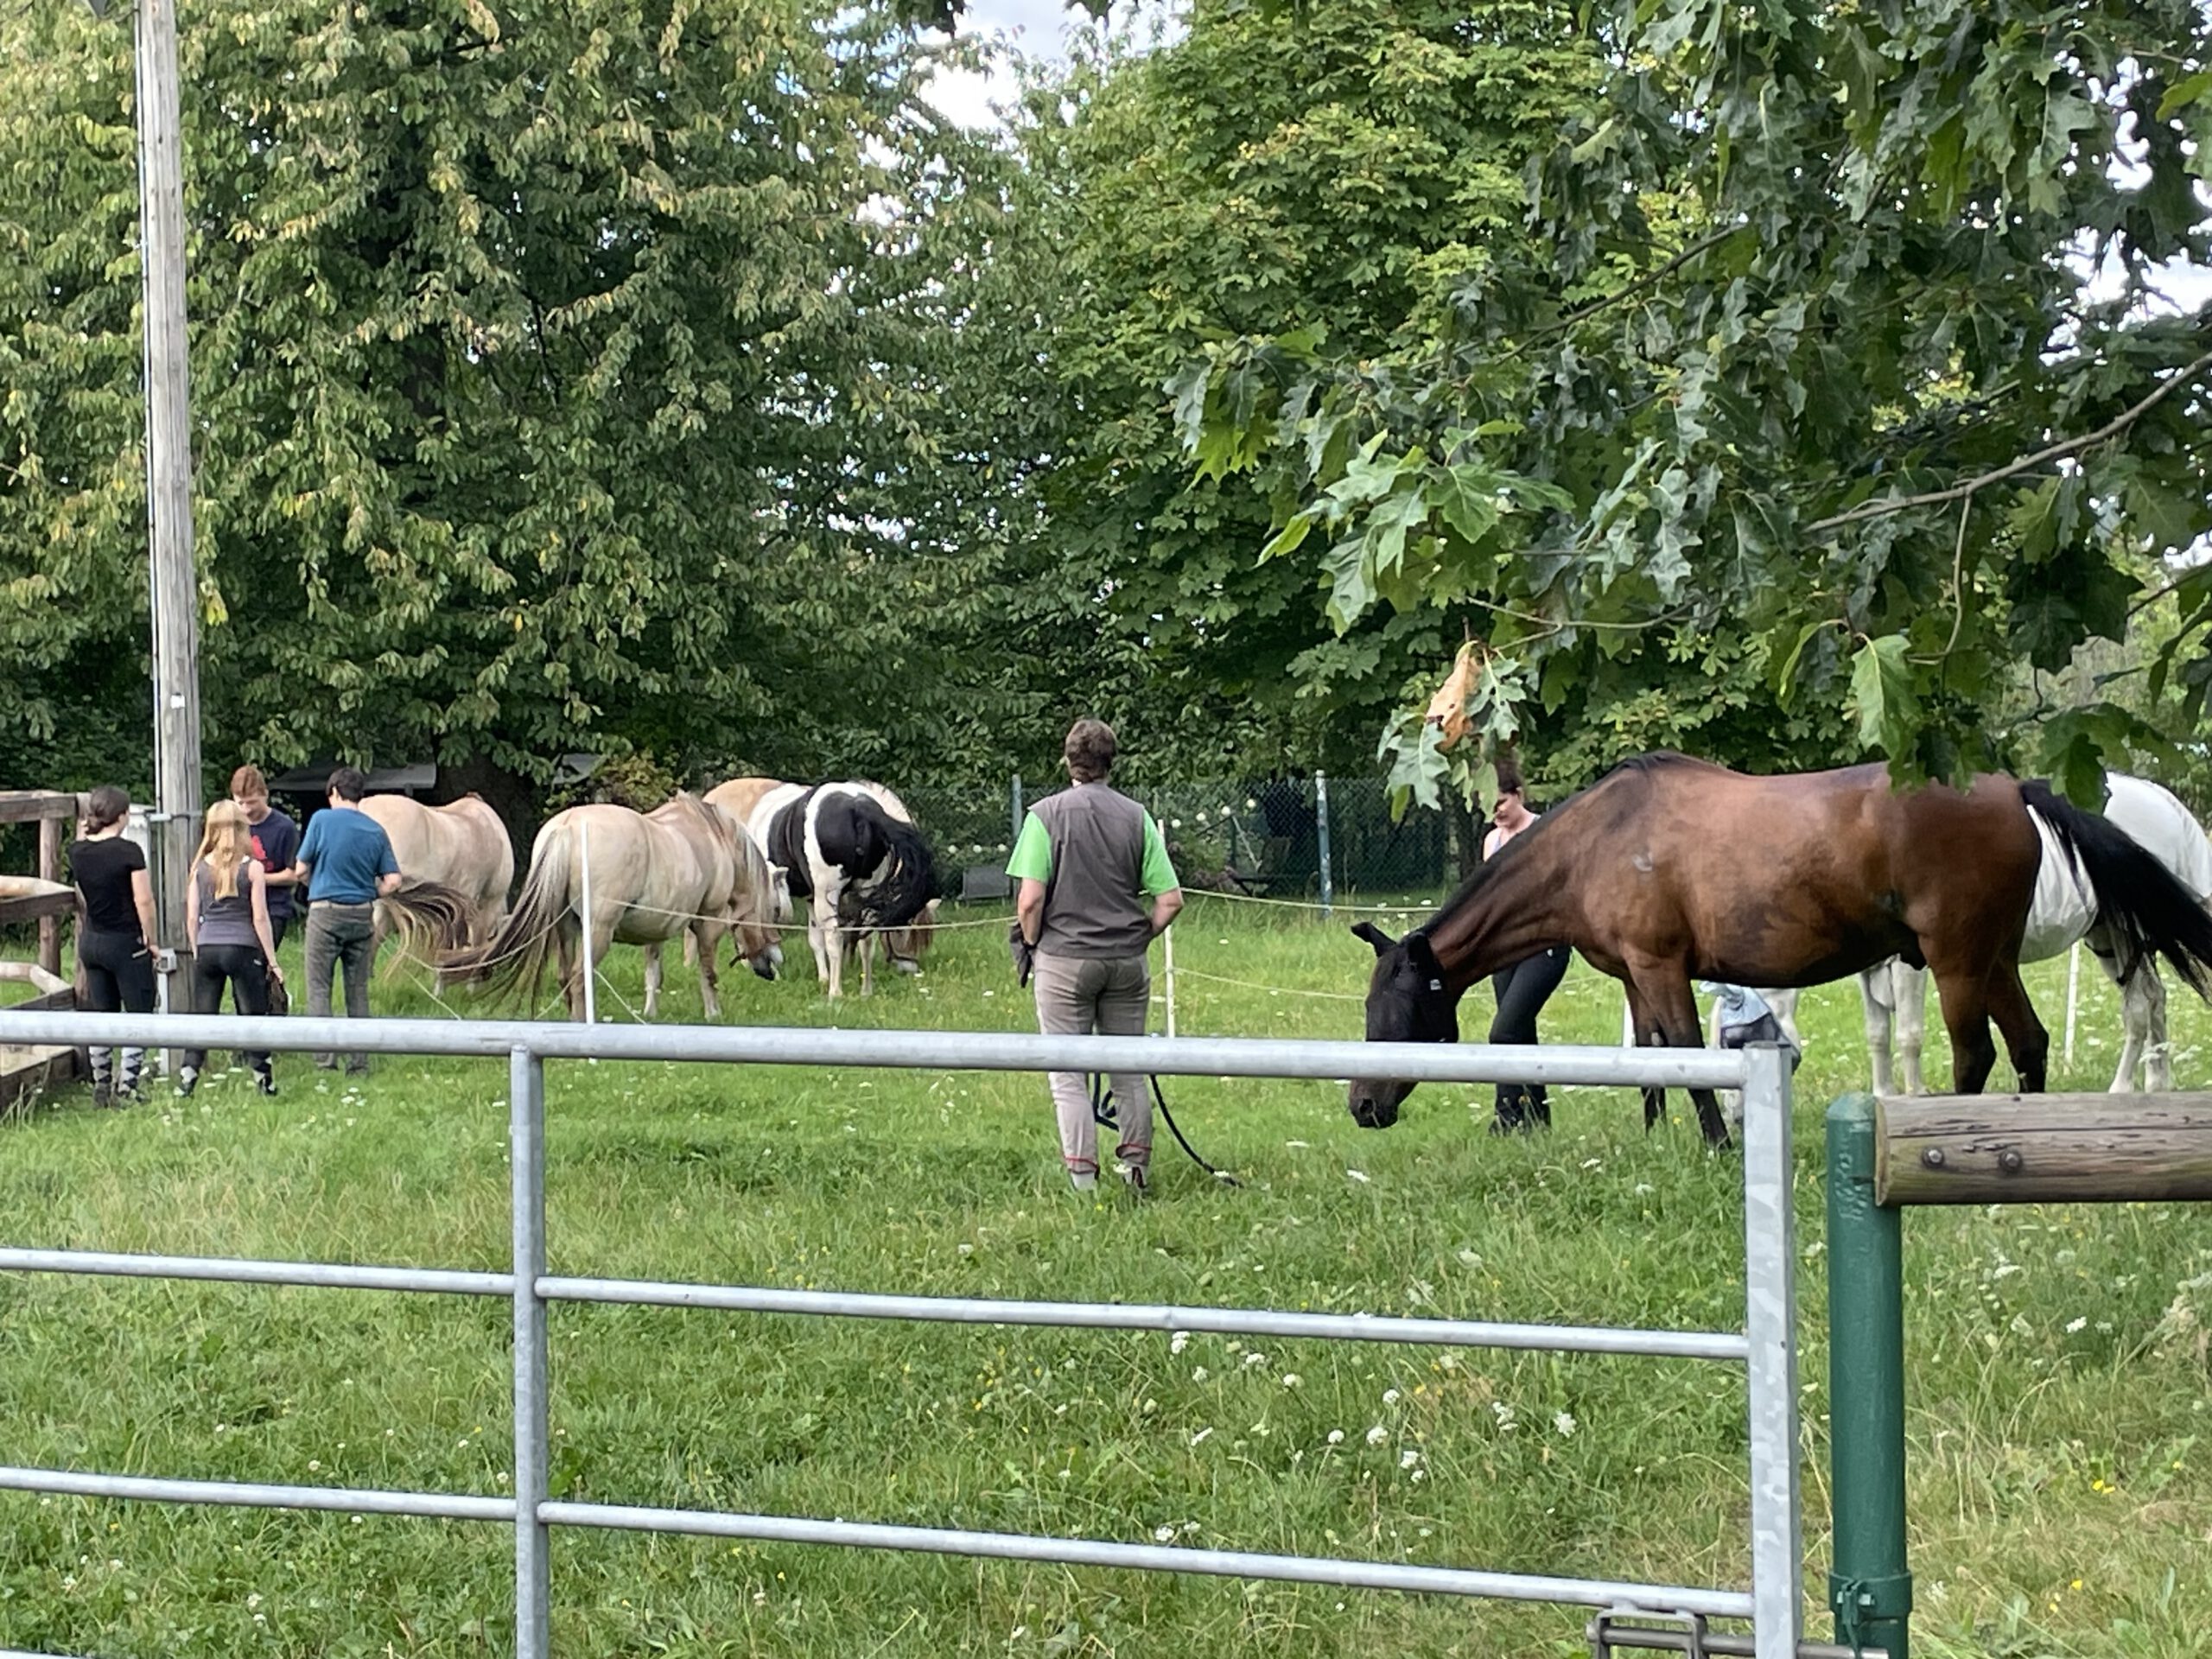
[1592,750,1713,783]
[1416,753,1701,938]
[849,791,934,928]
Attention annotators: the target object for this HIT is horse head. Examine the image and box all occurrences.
[854,808,934,930]
[1347,921,1460,1128]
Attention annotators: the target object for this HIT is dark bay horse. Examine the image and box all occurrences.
[1351,754,2212,1147]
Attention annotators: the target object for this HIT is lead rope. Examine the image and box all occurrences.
[1090,1074,1242,1187]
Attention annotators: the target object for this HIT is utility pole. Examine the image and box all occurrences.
[133,0,203,999]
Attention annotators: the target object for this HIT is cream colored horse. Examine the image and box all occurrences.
[361,795,515,973]
[450,794,779,1020]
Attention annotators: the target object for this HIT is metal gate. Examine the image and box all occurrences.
[0,1012,1811,1656]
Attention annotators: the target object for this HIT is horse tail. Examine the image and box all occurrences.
[2023,780,2212,996]
[443,818,576,1003]
[855,802,934,929]
[378,880,479,963]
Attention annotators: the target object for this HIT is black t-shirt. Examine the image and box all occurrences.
[70,835,146,938]
[246,808,302,920]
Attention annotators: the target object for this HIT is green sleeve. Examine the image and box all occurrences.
[1005,811,1052,883]
[1140,812,1179,896]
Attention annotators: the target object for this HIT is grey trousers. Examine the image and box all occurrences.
[304,902,375,1071]
[1033,950,1152,1176]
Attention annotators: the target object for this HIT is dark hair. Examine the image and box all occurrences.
[83,785,130,833]
[328,766,368,803]
[1065,719,1117,784]
[1494,753,1524,798]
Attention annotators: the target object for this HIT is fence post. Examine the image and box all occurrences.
[36,810,63,979]
[1011,773,1024,852]
[2063,940,2081,1067]
[1313,772,1333,917]
[577,821,595,1027]
[511,1046,552,1659]
[1740,1045,1802,1659]
[1826,1094,1911,1659]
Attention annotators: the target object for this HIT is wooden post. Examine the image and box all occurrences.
[2063,941,2081,1068]
[136,0,203,1007]
[1875,1093,2212,1206]
[35,810,63,978]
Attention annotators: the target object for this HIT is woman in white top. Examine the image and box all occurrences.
[1482,753,1570,1131]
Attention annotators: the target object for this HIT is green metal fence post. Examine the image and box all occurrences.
[1826,1094,1911,1659]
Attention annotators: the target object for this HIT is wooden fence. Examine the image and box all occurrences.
[0,790,85,1109]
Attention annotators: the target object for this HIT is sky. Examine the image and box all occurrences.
[925,0,1096,130]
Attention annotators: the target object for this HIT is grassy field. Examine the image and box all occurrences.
[3,896,2210,1658]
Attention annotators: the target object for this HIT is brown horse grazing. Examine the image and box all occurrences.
[1351,754,2212,1147]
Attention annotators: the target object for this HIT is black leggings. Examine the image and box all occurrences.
[183,943,271,1077]
[1488,945,1570,1128]
[79,927,157,1014]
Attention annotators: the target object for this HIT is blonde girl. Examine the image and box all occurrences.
[180,800,284,1097]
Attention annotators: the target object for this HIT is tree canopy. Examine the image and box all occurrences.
[0,0,1027,800]
[1180,0,2212,808]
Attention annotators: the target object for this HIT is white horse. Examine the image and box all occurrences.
[1763,773,2212,1095]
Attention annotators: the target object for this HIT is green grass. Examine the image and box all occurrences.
[3,898,2210,1657]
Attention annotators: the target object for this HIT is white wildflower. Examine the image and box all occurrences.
[1281,1373,1303,1389]
[1382,1388,1401,1406]
[1399,1449,1421,1470]
[1192,1366,1210,1382]
[1554,1412,1578,1437]
[1326,1429,1344,1445]
[1366,1425,1389,1446]
[1170,1331,1190,1356]
[1243,1352,1268,1368]
[1154,1525,1176,1543]
[2065,1317,2087,1334]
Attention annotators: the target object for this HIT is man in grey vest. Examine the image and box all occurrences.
[1007,719,1184,1192]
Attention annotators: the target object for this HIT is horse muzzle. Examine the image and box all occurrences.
[1346,1082,1406,1130]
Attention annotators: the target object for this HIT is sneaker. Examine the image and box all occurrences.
[1119,1163,1150,1197]
[90,1078,111,1109]
[255,1073,278,1098]
[175,1069,199,1100]
[1068,1171,1099,1193]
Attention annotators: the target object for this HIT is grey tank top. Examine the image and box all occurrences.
[194,858,262,950]
[1033,784,1152,960]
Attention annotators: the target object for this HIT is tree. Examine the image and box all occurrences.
[1181,0,2212,807]
[1011,0,1626,782]
[0,0,1022,804]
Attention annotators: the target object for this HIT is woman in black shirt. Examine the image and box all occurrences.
[1483,754,1570,1132]
[69,785,162,1105]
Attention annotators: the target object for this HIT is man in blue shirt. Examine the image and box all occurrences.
[291,766,402,1073]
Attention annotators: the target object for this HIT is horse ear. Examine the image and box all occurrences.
[1351,921,1395,954]
[1403,931,1439,968]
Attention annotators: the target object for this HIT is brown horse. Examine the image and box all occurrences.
[1351,754,2212,1147]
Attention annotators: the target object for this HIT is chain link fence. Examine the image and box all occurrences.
[900,775,1471,909]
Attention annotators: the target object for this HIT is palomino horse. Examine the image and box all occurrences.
[713,777,934,998]
[361,794,515,974]
[450,795,779,1020]
[1825,772,2212,1096]
[1351,755,2212,1147]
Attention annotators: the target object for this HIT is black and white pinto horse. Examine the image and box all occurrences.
[746,781,935,998]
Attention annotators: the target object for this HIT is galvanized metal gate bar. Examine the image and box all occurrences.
[0,1012,1801,1658]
